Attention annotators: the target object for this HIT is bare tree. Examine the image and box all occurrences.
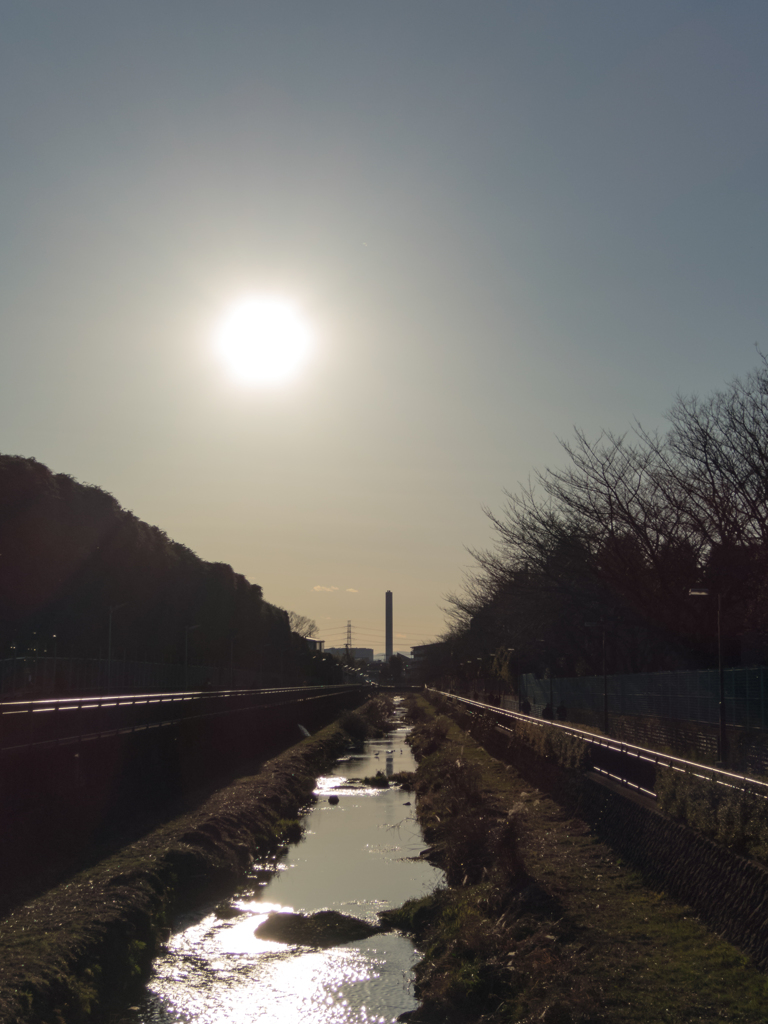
[287,611,319,638]
[447,362,768,674]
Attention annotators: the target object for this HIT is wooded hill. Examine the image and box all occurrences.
[0,454,322,682]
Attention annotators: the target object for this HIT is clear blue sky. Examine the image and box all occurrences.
[1,2,766,653]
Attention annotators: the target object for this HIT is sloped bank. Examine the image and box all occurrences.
[0,697,395,1024]
[386,695,768,1024]
[446,696,768,973]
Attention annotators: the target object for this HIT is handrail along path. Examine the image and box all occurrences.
[431,689,768,803]
[0,684,360,754]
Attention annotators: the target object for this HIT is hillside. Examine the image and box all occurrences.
[0,454,308,683]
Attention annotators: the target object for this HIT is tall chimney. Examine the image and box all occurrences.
[385,591,393,661]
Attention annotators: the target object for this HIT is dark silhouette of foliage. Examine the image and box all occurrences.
[0,454,316,686]
[441,362,768,683]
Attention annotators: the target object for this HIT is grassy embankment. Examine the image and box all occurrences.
[383,695,768,1024]
[0,696,395,1024]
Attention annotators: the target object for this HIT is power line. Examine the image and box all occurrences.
[313,618,438,634]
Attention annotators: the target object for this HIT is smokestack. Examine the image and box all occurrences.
[385,591,393,661]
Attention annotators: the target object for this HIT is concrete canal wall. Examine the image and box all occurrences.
[0,686,366,916]
[0,696,393,1024]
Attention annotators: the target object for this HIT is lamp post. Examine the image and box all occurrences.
[689,588,726,764]
[503,647,515,707]
[185,624,201,690]
[107,603,127,695]
[52,633,57,694]
[585,621,609,734]
[535,639,552,716]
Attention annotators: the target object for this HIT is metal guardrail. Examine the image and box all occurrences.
[433,689,768,802]
[0,684,362,754]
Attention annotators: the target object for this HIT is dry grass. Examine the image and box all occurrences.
[396,694,768,1024]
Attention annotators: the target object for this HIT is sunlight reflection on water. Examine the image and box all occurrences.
[130,704,440,1024]
[143,912,405,1023]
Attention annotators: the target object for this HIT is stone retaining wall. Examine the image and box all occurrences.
[574,773,768,969]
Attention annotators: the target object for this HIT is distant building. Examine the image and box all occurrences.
[411,641,447,662]
[411,641,449,682]
[325,647,374,663]
[304,637,325,653]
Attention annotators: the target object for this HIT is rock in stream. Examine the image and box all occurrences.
[255,910,383,947]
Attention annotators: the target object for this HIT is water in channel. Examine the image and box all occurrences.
[128,700,442,1024]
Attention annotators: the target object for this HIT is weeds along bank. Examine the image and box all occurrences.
[0,686,370,921]
[440,694,768,971]
[452,696,768,870]
[0,696,396,1024]
[389,694,768,1024]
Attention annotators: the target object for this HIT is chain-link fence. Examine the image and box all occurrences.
[519,667,768,730]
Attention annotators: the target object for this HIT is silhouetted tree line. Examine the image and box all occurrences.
[0,454,338,686]
[442,361,768,686]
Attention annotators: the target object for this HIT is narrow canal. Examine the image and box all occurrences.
[125,700,441,1023]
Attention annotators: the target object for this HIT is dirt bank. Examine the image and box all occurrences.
[387,695,768,1024]
[0,696,394,1024]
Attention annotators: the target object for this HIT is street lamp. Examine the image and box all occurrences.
[503,647,515,707]
[689,588,726,764]
[585,621,609,734]
[535,639,553,716]
[52,633,57,693]
[185,624,201,690]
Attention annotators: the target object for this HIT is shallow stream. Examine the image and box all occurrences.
[126,701,441,1023]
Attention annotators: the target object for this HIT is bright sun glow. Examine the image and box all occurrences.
[216,296,312,384]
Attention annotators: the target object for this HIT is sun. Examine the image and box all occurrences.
[216,296,312,384]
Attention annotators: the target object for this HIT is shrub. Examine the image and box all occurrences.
[432,810,525,887]
[379,887,448,939]
[507,719,589,772]
[384,886,520,1021]
[365,695,397,732]
[656,767,768,863]
[361,772,390,788]
[403,696,430,723]
[415,756,483,813]
[339,710,369,741]
[407,716,450,759]
[274,818,303,844]
[390,770,416,790]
